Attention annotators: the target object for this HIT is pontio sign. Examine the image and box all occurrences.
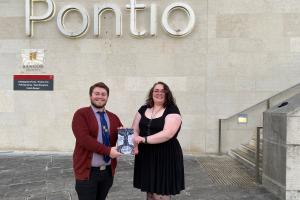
[25,0,196,38]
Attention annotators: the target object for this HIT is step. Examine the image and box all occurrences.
[238,147,262,163]
[249,139,263,148]
[231,149,262,171]
[241,143,263,158]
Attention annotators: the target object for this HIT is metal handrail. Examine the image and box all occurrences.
[218,119,222,154]
[256,126,263,183]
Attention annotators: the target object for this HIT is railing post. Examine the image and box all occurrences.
[267,99,270,109]
[256,127,262,183]
[218,119,222,155]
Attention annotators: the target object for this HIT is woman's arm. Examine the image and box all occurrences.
[132,112,141,136]
[132,112,141,154]
[135,113,182,145]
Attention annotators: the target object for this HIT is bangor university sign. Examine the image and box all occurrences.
[25,0,196,38]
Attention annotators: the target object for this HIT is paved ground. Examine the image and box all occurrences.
[0,152,279,200]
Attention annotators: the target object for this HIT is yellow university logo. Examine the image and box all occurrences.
[21,49,45,73]
[29,51,37,61]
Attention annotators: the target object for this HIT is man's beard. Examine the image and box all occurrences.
[91,101,107,109]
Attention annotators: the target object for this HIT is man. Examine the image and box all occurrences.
[72,82,122,200]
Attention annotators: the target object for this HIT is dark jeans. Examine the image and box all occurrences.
[75,167,113,200]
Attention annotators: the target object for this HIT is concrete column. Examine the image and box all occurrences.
[263,93,300,200]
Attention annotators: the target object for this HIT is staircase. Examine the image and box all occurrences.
[219,83,300,183]
[230,127,263,182]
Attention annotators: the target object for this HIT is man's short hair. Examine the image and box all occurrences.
[89,82,109,96]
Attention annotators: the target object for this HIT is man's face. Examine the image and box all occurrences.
[90,87,108,109]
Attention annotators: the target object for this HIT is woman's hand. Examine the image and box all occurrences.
[133,146,139,155]
[134,135,145,144]
[133,135,144,155]
[133,135,146,155]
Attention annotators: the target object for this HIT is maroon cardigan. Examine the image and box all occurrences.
[71,106,122,180]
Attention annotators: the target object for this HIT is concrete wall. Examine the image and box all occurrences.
[1,0,300,154]
[263,93,300,200]
[263,112,287,200]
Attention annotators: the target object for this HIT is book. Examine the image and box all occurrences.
[117,128,134,155]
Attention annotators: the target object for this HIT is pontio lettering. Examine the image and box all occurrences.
[25,0,196,38]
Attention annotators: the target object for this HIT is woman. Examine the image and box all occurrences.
[132,82,185,200]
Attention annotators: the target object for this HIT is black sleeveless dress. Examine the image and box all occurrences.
[133,104,185,195]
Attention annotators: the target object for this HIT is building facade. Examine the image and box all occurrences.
[1,0,300,154]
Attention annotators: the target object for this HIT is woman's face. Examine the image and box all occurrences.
[152,84,166,105]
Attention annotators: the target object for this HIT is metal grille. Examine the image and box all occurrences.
[198,156,256,187]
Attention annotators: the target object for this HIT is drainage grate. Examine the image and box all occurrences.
[198,156,256,187]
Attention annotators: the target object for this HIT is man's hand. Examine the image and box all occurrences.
[109,146,122,158]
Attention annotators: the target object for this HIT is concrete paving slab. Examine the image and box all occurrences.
[0,152,279,200]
